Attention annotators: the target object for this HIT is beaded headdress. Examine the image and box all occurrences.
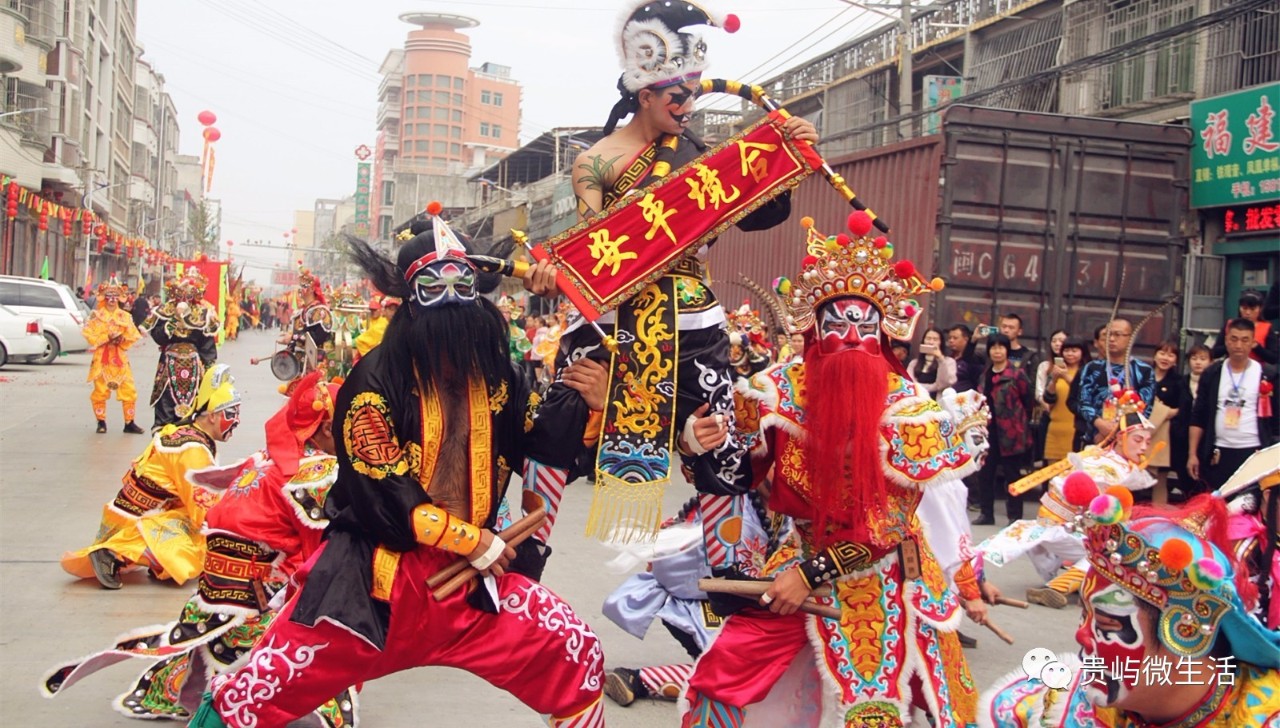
[97,275,127,299]
[774,211,944,339]
[615,1,739,93]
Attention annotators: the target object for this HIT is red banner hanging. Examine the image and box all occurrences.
[530,112,822,321]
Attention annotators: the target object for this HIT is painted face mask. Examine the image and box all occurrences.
[213,405,241,440]
[817,297,882,355]
[411,258,477,309]
[1076,574,1149,706]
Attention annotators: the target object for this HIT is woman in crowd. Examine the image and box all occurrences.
[974,334,1035,525]
[1169,344,1212,501]
[1042,336,1088,464]
[1145,339,1182,503]
[906,327,957,399]
[1033,330,1069,465]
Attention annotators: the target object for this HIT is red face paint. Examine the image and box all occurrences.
[817,298,882,356]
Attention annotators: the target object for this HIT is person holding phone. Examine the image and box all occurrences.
[907,327,957,399]
[1032,330,1069,464]
[1042,337,1089,463]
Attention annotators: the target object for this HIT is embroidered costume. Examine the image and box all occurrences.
[681,213,984,727]
[62,365,241,589]
[981,493,1280,726]
[284,268,334,380]
[43,374,355,726]
[82,277,144,433]
[142,271,220,428]
[190,215,604,728]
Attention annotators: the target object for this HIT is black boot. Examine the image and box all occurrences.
[96,420,107,434]
[604,667,647,706]
[88,549,123,589]
[123,421,145,434]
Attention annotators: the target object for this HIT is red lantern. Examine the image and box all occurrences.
[5,182,18,220]
[203,127,221,143]
[198,110,217,126]
[62,209,72,237]
[37,202,48,232]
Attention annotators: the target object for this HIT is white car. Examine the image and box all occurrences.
[0,275,91,364]
[0,303,46,367]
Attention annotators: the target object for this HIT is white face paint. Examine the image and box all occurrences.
[412,258,477,308]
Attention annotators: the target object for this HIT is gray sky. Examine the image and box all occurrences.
[136,1,887,283]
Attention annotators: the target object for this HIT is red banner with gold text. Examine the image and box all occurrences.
[531,112,821,320]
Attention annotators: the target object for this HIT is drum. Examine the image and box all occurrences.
[270,350,301,381]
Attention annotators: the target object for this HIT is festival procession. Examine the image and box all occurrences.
[1,1,1278,726]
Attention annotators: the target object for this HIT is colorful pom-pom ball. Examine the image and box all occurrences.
[894,261,916,279]
[1104,485,1134,512]
[929,277,946,292]
[824,237,840,252]
[1187,558,1226,590]
[722,13,741,33]
[872,235,888,249]
[1063,471,1099,507]
[1110,383,1123,395]
[775,277,792,295]
[802,255,818,268]
[903,304,917,317]
[1088,494,1124,524]
[835,234,851,247]
[311,399,325,412]
[426,200,444,216]
[847,211,873,236]
[1159,539,1194,573]
[800,216,815,229]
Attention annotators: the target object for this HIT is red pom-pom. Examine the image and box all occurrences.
[801,255,818,268]
[835,234,850,246]
[722,13,740,33]
[426,200,444,216]
[893,260,916,278]
[1159,539,1194,572]
[1104,485,1134,511]
[847,211,873,236]
[1063,471,1099,507]
[872,236,888,249]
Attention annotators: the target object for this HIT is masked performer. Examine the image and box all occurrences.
[978,391,1156,609]
[679,213,983,728]
[189,218,610,728]
[82,276,145,434]
[726,302,774,380]
[279,267,334,380]
[43,373,356,726]
[524,0,819,556]
[61,365,241,589]
[143,271,221,428]
[981,493,1280,726]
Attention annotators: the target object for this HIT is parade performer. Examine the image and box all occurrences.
[679,212,983,728]
[726,302,774,379]
[524,0,818,551]
[42,373,356,726]
[143,271,221,428]
[325,283,367,381]
[981,494,1280,726]
[61,364,241,589]
[602,492,785,707]
[82,275,145,434]
[189,219,610,728]
[979,390,1156,609]
[353,295,398,363]
[225,273,243,341]
[279,267,333,379]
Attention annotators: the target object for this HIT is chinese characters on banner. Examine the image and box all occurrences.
[353,162,372,238]
[1223,202,1280,237]
[1190,83,1280,208]
[532,112,823,320]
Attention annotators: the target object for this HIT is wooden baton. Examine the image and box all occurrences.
[995,596,1030,609]
[427,508,546,599]
[697,578,841,620]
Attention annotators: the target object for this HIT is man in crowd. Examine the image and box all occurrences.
[680,212,984,727]
[1071,318,1155,444]
[947,323,985,393]
[61,365,240,589]
[982,494,1280,726]
[992,313,1040,373]
[1211,290,1279,365]
[142,271,221,428]
[82,276,145,434]
[190,217,610,728]
[1189,318,1279,491]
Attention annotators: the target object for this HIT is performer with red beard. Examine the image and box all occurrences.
[189,214,610,728]
[680,212,986,728]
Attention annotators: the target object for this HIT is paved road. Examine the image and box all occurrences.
[1,329,1083,725]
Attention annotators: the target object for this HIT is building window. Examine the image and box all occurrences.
[381,181,394,206]
[481,90,491,104]
[405,76,415,88]
[418,106,432,119]
[492,125,502,138]
[433,140,448,154]
[403,123,412,138]
[452,93,463,105]
[434,107,449,120]
[416,123,430,135]
[436,74,450,86]
[450,142,461,155]
[452,110,463,122]
[415,140,429,152]
[493,92,503,107]
[434,123,448,136]
[418,91,432,103]
[453,77,464,90]
[418,74,432,87]
[435,90,451,105]
[480,121,490,137]
[451,126,461,139]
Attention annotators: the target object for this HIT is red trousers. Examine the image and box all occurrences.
[210,543,604,727]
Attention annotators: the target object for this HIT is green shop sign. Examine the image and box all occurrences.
[1190,83,1280,209]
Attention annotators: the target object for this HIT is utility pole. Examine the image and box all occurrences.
[898,0,913,140]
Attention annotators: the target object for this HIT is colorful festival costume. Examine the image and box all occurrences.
[981,493,1280,727]
[61,365,241,588]
[143,272,221,428]
[324,284,367,381]
[82,277,143,430]
[42,374,355,726]
[284,269,334,380]
[681,213,983,727]
[191,215,605,728]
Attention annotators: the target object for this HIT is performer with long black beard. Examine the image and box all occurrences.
[679,212,984,728]
[189,215,609,728]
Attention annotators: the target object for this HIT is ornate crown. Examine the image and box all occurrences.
[298,267,320,291]
[726,301,765,335]
[937,388,991,451]
[774,211,943,339]
[1105,386,1153,433]
[180,269,208,300]
[97,275,127,299]
[330,283,365,312]
[1064,486,1280,666]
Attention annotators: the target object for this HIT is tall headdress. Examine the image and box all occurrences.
[773,211,944,340]
[1062,487,1280,668]
[297,266,325,305]
[396,201,480,310]
[180,268,208,302]
[194,363,241,416]
[615,1,739,92]
[96,275,127,302]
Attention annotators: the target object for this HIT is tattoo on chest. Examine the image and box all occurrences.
[575,153,623,193]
